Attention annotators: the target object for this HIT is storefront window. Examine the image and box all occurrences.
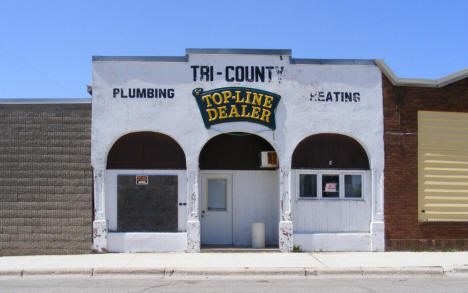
[345,175,362,198]
[299,174,317,197]
[297,171,365,200]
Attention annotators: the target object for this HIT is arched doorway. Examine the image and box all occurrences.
[106,132,186,235]
[199,132,279,247]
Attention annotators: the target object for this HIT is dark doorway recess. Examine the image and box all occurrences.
[292,133,369,169]
[107,132,186,169]
[199,132,275,170]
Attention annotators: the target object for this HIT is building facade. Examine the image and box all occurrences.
[0,49,466,255]
[382,70,468,250]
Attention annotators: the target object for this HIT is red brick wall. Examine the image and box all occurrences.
[383,75,468,250]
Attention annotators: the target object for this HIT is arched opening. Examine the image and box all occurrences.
[198,132,279,247]
[291,133,372,245]
[106,132,186,235]
[107,131,186,169]
[200,132,275,170]
[292,133,369,169]
[291,133,370,200]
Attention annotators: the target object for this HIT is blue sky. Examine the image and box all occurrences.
[0,0,467,98]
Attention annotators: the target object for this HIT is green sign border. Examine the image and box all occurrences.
[192,87,281,130]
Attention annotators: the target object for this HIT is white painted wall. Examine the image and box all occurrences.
[200,170,279,247]
[108,232,187,253]
[92,51,385,252]
[294,233,370,252]
[232,171,279,246]
[292,171,371,233]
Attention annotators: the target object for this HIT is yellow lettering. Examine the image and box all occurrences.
[202,94,213,107]
[241,105,250,117]
[218,106,228,119]
[260,109,271,122]
[251,92,263,106]
[206,108,218,121]
[212,92,223,105]
[228,105,240,118]
[222,90,232,104]
[263,95,274,108]
[235,91,244,103]
[250,106,261,119]
[244,91,252,104]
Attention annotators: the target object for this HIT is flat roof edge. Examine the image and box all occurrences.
[186,48,292,55]
[93,56,188,62]
[374,59,468,88]
[291,58,375,65]
[0,98,91,104]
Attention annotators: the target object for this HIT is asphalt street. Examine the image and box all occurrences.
[2,276,468,293]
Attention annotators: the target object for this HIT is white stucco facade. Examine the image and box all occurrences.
[91,49,385,252]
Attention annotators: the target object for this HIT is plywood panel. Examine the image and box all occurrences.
[418,111,468,222]
[117,175,178,232]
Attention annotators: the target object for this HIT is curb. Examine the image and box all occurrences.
[0,266,456,278]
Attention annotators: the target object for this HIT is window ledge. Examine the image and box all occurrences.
[297,198,365,202]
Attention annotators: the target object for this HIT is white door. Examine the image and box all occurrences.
[201,174,233,245]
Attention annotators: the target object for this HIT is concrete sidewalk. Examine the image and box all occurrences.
[0,252,467,278]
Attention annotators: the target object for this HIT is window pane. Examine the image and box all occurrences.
[322,175,339,198]
[345,175,362,198]
[300,174,317,197]
[208,179,227,211]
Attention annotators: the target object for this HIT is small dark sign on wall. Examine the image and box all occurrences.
[192,87,281,130]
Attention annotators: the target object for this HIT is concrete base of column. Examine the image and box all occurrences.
[370,221,385,251]
[92,219,108,253]
[279,220,293,252]
[187,220,200,253]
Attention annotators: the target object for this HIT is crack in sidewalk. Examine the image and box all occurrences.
[309,253,328,267]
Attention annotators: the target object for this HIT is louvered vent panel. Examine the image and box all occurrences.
[418,111,468,222]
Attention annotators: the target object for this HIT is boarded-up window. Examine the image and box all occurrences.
[117,175,178,232]
[418,111,468,222]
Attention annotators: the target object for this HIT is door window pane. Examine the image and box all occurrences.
[345,175,362,198]
[208,179,227,211]
[299,174,317,197]
[322,175,339,198]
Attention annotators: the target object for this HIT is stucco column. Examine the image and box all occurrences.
[92,166,108,252]
[371,168,385,251]
[279,166,293,252]
[186,163,200,252]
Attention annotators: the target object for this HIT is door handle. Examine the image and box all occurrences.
[201,210,205,218]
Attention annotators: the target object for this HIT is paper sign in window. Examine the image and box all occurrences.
[324,183,337,192]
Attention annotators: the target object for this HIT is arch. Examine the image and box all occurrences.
[199,132,276,170]
[291,133,369,169]
[107,131,186,169]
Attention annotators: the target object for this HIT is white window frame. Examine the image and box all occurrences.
[296,170,366,200]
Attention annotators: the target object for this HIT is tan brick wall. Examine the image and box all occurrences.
[0,103,92,255]
[383,75,468,250]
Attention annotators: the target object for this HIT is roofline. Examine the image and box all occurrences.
[374,59,468,88]
[186,48,292,55]
[92,56,188,62]
[0,98,91,104]
[92,49,467,88]
[291,58,375,65]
